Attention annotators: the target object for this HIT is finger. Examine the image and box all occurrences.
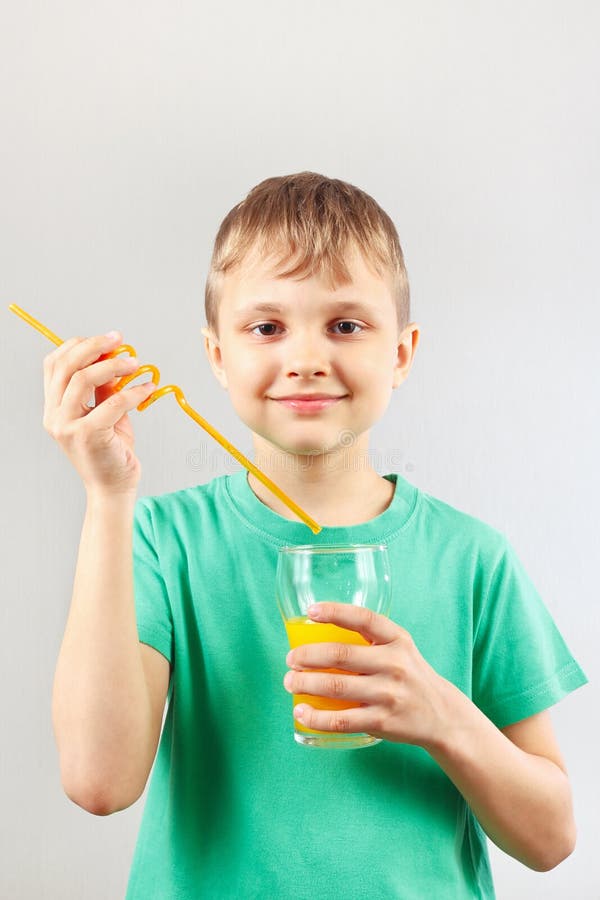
[58,355,142,420]
[284,669,376,703]
[44,332,123,412]
[43,336,85,405]
[93,362,138,407]
[293,703,372,735]
[306,602,401,645]
[81,379,155,431]
[43,335,85,365]
[286,641,380,674]
[93,362,155,407]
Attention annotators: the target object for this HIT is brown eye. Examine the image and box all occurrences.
[334,321,362,335]
[252,323,280,336]
[250,321,363,337]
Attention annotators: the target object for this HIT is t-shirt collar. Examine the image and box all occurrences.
[224,469,418,547]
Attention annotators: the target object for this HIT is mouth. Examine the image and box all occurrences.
[272,396,347,414]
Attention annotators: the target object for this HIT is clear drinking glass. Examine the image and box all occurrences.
[276,543,392,749]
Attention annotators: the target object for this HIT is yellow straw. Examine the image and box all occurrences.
[8,303,322,534]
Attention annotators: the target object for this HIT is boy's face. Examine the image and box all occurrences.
[202,245,419,460]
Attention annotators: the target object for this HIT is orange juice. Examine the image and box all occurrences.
[284,616,369,735]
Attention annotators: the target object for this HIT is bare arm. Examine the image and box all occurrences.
[52,491,169,815]
[284,603,578,872]
[425,692,576,872]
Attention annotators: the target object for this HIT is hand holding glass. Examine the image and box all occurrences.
[276,544,392,749]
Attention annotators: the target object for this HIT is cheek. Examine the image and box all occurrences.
[365,348,398,390]
[222,346,265,384]
[349,352,394,394]
[223,353,272,413]
[224,384,266,435]
[356,364,395,418]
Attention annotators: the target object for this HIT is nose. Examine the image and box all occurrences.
[285,329,331,378]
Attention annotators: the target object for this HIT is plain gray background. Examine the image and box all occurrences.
[1,1,598,897]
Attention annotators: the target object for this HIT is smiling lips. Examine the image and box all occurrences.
[276,393,344,401]
[272,394,346,413]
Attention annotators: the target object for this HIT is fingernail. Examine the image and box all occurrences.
[283,672,293,690]
[294,705,306,720]
[104,330,120,341]
[307,605,323,620]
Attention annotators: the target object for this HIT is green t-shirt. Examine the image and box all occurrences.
[125,471,587,900]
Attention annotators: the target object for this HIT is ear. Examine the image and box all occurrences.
[392,323,420,389]
[201,326,228,390]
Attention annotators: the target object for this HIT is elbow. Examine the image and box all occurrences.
[525,771,578,873]
[58,751,145,815]
[62,784,115,816]
[63,784,118,816]
[76,795,120,817]
[62,776,140,817]
[528,824,577,873]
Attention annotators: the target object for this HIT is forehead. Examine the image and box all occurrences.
[221,244,395,319]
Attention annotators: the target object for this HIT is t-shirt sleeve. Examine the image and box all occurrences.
[132,497,174,666]
[472,536,587,729]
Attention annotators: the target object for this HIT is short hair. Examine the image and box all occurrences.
[204,171,410,337]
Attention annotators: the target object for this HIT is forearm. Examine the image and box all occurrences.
[425,681,576,871]
[52,490,153,813]
[283,602,577,871]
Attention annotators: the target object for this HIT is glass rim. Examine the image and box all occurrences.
[278,543,387,554]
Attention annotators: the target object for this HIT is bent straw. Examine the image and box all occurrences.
[8,303,322,534]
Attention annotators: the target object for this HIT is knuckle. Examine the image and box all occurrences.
[43,414,58,437]
[363,607,377,630]
[43,351,59,371]
[334,643,352,666]
[67,336,85,353]
[398,627,413,648]
[370,709,386,733]
[43,337,78,366]
[379,686,398,710]
[54,422,76,443]
[330,714,350,732]
[74,365,92,382]
[390,661,407,683]
[329,675,346,698]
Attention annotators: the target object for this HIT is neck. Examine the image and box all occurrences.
[248,442,395,527]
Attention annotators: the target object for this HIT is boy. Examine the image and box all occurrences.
[48,172,587,899]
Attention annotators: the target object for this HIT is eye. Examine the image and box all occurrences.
[251,323,282,337]
[250,320,364,338]
[332,320,363,335]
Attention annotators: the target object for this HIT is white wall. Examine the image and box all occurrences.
[1,2,598,897]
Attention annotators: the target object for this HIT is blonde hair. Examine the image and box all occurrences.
[204,171,410,336]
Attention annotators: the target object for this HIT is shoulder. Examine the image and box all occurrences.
[136,473,230,510]
[411,480,508,560]
[134,473,232,533]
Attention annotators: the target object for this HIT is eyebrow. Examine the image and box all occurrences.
[234,300,379,318]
